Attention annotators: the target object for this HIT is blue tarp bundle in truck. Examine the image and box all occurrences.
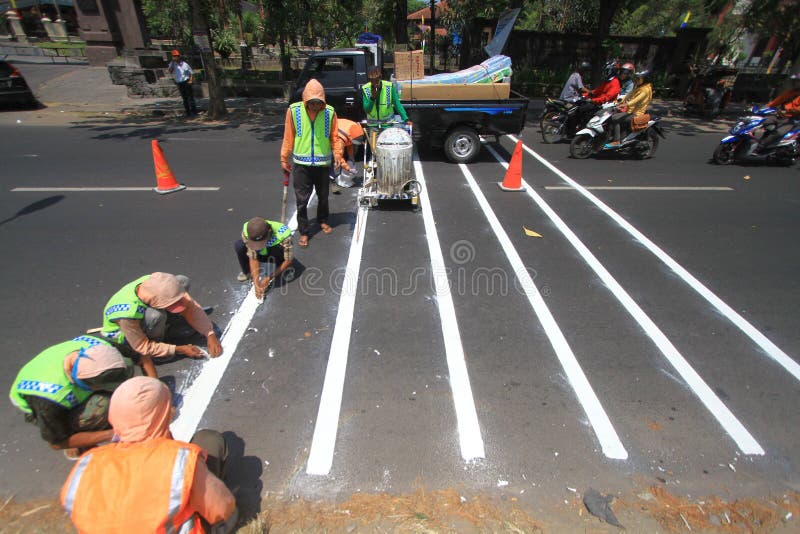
[396,55,512,85]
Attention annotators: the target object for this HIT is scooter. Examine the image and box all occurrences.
[712,106,800,166]
[539,98,596,143]
[569,102,665,159]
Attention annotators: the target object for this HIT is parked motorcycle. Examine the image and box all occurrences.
[712,106,800,166]
[569,102,665,159]
[539,98,597,143]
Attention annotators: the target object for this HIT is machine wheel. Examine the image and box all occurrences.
[638,129,660,159]
[540,111,565,144]
[570,134,594,159]
[444,127,481,163]
[713,143,735,165]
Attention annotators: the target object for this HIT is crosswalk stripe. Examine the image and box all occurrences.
[486,143,764,456]
[457,159,628,460]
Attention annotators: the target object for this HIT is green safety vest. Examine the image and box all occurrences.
[100,275,150,344]
[362,80,394,121]
[242,219,292,256]
[9,336,110,413]
[290,102,333,166]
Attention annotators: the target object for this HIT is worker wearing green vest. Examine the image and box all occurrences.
[281,79,346,247]
[100,272,222,378]
[362,65,408,122]
[235,217,295,299]
[9,336,134,457]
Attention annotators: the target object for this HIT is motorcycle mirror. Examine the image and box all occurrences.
[751,104,759,113]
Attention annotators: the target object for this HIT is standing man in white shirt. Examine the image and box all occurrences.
[167,50,198,117]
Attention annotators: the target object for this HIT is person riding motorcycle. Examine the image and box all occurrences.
[559,61,591,103]
[757,72,800,150]
[606,69,653,147]
[618,62,635,98]
[577,62,621,117]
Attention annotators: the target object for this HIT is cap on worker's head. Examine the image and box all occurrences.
[109,376,173,443]
[65,343,133,392]
[245,217,274,250]
[138,272,186,309]
[171,49,180,57]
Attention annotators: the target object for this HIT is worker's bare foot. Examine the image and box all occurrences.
[298,235,309,247]
[320,223,333,234]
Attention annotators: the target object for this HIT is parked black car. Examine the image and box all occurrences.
[0,59,37,108]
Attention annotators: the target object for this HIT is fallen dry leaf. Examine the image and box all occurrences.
[523,227,542,238]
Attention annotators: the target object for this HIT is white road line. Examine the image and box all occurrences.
[545,186,734,191]
[170,189,309,441]
[415,153,486,463]
[510,135,800,384]
[457,160,627,460]
[10,187,220,192]
[306,206,369,476]
[486,144,764,456]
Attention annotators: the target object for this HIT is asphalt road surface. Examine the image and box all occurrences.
[0,109,798,526]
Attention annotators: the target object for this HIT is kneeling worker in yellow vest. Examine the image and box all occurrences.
[281,78,346,248]
[9,337,134,458]
[61,376,237,533]
[100,272,222,378]
[235,217,295,299]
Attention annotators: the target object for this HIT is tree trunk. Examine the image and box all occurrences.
[429,0,435,73]
[189,0,227,119]
[592,0,620,85]
[395,0,408,44]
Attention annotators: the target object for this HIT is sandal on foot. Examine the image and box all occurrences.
[320,223,333,234]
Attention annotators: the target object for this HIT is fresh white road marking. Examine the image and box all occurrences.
[486,144,764,455]
[510,135,800,383]
[458,161,626,460]
[415,152,485,463]
[545,186,734,191]
[11,187,219,192]
[306,206,369,476]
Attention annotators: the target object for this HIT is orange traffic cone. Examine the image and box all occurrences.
[497,140,525,192]
[152,139,186,195]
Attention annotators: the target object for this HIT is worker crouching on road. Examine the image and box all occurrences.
[235,217,294,299]
[61,376,237,533]
[332,118,364,188]
[9,337,134,459]
[281,78,346,247]
[100,272,222,378]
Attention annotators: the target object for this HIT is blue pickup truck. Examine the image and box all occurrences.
[291,47,529,163]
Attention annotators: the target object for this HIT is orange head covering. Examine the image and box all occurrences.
[302,78,326,105]
[137,272,185,309]
[109,376,173,443]
[63,343,132,391]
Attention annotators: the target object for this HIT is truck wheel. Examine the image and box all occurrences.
[444,128,480,163]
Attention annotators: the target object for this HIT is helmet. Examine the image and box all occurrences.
[634,69,651,82]
[603,61,618,78]
[171,50,180,57]
[578,61,591,72]
[620,62,635,74]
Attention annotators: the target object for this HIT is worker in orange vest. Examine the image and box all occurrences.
[61,376,237,533]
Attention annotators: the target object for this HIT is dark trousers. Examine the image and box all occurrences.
[293,164,330,236]
[233,239,285,274]
[177,81,197,115]
[190,430,238,533]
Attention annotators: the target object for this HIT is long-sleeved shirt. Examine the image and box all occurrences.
[621,83,653,116]
[118,293,213,358]
[189,459,237,524]
[559,72,585,102]
[589,77,621,104]
[168,60,192,83]
[362,83,408,121]
[280,106,343,170]
[767,88,800,118]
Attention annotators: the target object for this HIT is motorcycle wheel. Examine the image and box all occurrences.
[639,129,660,159]
[540,111,565,144]
[713,143,736,165]
[570,134,594,159]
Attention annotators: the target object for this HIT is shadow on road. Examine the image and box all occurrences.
[0,195,64,227]
[222,431,264,523]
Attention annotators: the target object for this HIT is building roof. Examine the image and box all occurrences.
[407,1,449,21]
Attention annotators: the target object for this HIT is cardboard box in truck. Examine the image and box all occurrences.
[394,50,424,80]
[398,82,510,101]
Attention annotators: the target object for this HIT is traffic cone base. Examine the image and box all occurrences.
[151,139,186,195]
[498,140,525,191]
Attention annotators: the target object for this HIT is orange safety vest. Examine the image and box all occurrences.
[61,437,206,534]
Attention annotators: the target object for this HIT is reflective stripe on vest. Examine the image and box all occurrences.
[290,102,333,166]
[363,80,393,120]
[63,452,93,515]
[101,275,150,343]
[166,447,190,534]
[242,220,292,256]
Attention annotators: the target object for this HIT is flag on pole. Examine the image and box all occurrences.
[680,11,691,29]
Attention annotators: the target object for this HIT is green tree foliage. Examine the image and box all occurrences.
[742,0,800,68]
[612,0,715,37]
[141,0,192,46]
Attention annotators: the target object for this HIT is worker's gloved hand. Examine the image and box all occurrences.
[177,344,205,358]
[283,170,290,187]
[206,333,222,358]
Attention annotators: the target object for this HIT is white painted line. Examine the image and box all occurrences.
[545,186,734,191]
[11,187,220,192]
[415,152,485,463]
[306,206,369,476]
[510,135,800,384]
[486,144,764,455]
[170,187,310,440]
[458,159,627,460]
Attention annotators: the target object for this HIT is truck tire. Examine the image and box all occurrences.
[444,127,481,163]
